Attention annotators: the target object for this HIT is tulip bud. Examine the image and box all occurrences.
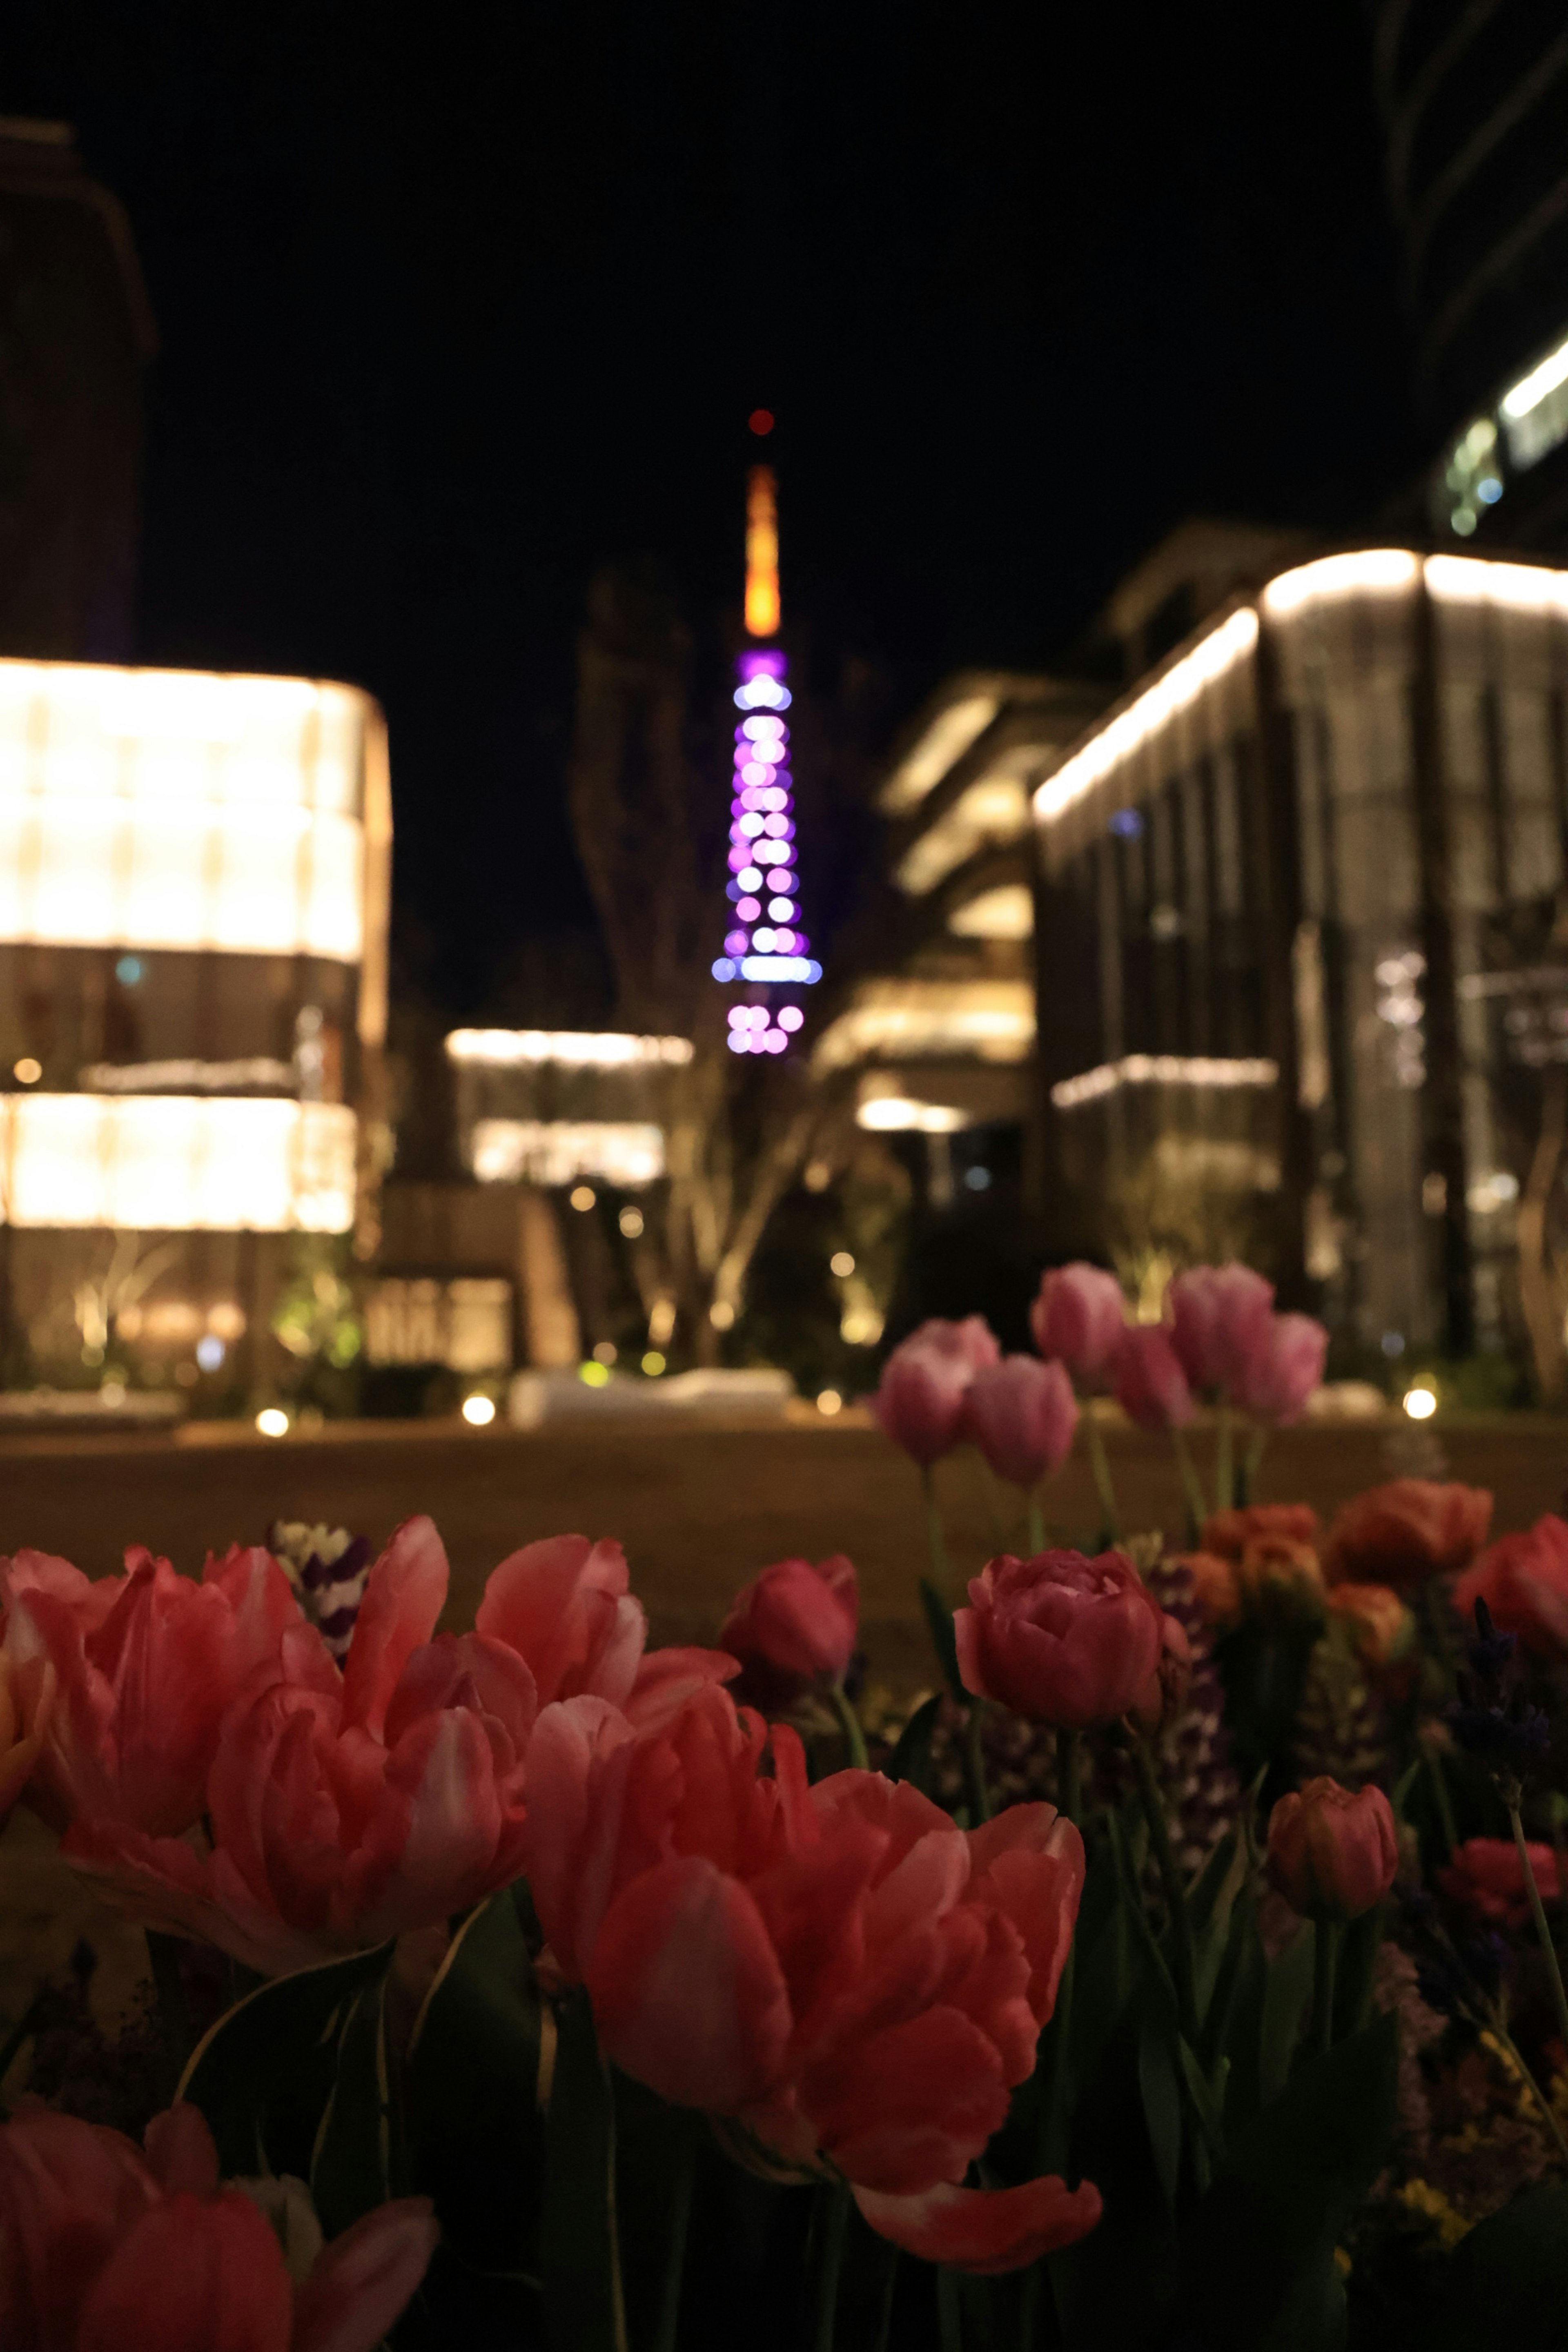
[955,1548,1165,1730]
[1265,1776,1397,1921]
[1166,1263,1274,1395]
[963,1357,1078,1490]
[1232,1312,1328,1426]
[719,1555,858,1711]
[871,1319,1000,1468]
[1029,1264,1126,1393]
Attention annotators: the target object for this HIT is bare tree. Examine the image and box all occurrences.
[568,560,832,1361]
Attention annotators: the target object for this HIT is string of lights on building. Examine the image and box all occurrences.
[713,420,820,1052]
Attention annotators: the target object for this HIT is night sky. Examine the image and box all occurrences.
[4,2,1424,1011]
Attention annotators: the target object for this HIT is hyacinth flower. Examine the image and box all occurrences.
[267,1520,374,1662]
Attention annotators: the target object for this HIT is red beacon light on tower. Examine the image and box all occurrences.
[711,439,820,1045]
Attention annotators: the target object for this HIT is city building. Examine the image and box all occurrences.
[0,119,155,662]
[0,657,390,1403]
[1366,4,1568,550]
[1031,542,1568,1376]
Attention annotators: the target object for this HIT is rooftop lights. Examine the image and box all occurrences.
[1425,555,1568,615]
[893,775,1032,895]
[1050,1054,1278,1111]
[445,1031,693,1069]
[1033,608,1258,828]
[948,884,1033,940]
[812,979,1035,1073]
[744,466,781,638]
[1260,550,1421,616]
[855,1095,969,1134]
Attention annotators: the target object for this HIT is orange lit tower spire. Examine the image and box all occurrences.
[713,414,820,1047]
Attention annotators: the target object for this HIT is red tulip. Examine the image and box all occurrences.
[1232,1312,1328,1425]
[1454,1516,1568,1661]
[65,1519,536,1974]
[476,1533,736,1731]
[1324,1582,1414,1671]
[963,1357,1078,1490]
[1264,1777,1397,1921]
[0,2100,435,2352]
[955,1549,1167,1730]
[1113,1326,1196,1431]
[871,1318,1000,1468]
[852,2175,1102,2275]
[2,1541,300,1838]
[0,1646,53,1826]
[719,1555,858,1708]
[1029,1264,1126,1393]
[1166,1263,1275,1396]
[1438,1835,1560,1931]
[521,1686,1098,2271]
[1323,1479,1492,1590]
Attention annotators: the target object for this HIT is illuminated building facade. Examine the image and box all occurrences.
[0,658,390,1396]
[1032,545,1568,1368]
[712,463,819,1051]
[1366,4,1568,551]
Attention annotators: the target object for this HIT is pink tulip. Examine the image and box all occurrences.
[1166,1263,1275,1397]
[1455,1516,1568,1660]
[955,1549,1167,1729]
[871,1316,1000,1468]
[719,1555,858,1708]
[475,1532,736,1732]
[1029,1263,1126,1392]
[1113,1326,1196,1431]
[522,1682,1097,2272]
[964,1357,1078,1490]
[1265,1777,1397,1921]
[65,1519,536,1974]
[1233,1312,1327,1425]
[0,2100,435,2352]
[1,1542,300,1838]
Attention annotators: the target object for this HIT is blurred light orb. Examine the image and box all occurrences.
[748,408,775,436]
[779,1006,804,1032]
[641,1350,667,1376]
[195,1334,225,1372]
[256,1407,290,1438]
[13,1058,40,1085]
[569,1185,597,1212]
[592,1340,618,1363]
[462,1393,497,1425]
[618,1206,644,1238]
[709,1301,735,1330]
[1403,1385,1437,1421]
[817,1389,843,1416]
[579,1360,610,1388]
[830,1251,855,1277]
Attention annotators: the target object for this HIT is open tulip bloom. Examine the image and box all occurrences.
[8,1358,1568,2350]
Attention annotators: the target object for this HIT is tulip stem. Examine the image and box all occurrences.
[966,1699,993,1824]
[1509,1801,1568,2067]
[1027,1487,1046,1556]
[872,2241,900,2352]
[1169,1427,1208,1546]
[1083,1412,1120,1544]
[1243,1424,1267,1500]
[652,2126,696,2352]
[1130,1735,1198,2046]
[1311,1918,1340,2058]
[811,2179,851,2352]
[922,1464,953,1592]
[828,1679,869,1772]
[1057,1727,1081,1828]
[937,2263,962,2352]
[1422,1735,1459,1861]
[1216,1406,1234,1515]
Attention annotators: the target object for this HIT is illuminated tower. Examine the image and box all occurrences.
[712,426,820,1053]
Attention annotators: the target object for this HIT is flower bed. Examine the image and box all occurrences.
[1,1262,1567,2348]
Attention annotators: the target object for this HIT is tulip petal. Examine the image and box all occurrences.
[76,2187,293,2352]
[588,1854,792,2111]
[624,1643,740,1731]
[341,1518,449,1738]
[476,1534,631,1705]
[143,2104,220,2196]
[802,2005,1011,2194]
[292,2198,439,2352]
[852,2172,1102,2274]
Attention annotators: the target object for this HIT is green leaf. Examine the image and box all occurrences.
[1137,1987,1183,2211]
[542,1989,626,2352]
[1331,1900,1383,2044]
[919,1577,965,1702]
[1176,2037,1227,2167]
[887,1693,943,1791]
[1258,1920,1314,2106]
[311,1976,392,2237]
[1428,2181,1568,2352]
[176,1942,394,2180]
[1189,1828,1249,2025]
[404,1889,548,2272]
[1174,2012,1399,2352]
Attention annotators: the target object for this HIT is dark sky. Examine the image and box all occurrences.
[4,2,1424,1010]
